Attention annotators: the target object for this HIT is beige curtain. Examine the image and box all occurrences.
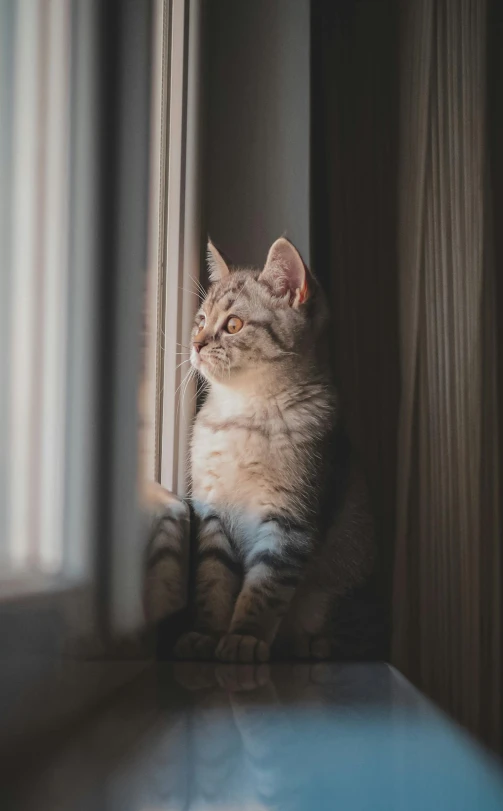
[393,0,501,746]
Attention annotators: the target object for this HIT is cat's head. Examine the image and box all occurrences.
[190,237,329,386]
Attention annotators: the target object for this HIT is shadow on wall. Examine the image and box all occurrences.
[311,0,400,624]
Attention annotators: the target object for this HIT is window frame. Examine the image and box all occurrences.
[153,0,203,497]
[0,0,99,632]
[0,0,203,757]
[0,0,155,756]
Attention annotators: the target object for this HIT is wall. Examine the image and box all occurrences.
[204,0,310,268]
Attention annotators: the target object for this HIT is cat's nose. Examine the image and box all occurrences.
[193,340,206,354]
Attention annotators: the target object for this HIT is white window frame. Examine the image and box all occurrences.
[144,0,203,498]
[0,0,201,634]
[0,0,96,619]
[0,0,154,758]
[0,0,202,757]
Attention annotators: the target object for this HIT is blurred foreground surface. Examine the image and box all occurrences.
[4,662,503,810]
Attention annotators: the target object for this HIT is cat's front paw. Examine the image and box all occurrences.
[173,631,218,661]
[215,634,270,663]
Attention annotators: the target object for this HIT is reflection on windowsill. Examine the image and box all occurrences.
[5,663,503,811]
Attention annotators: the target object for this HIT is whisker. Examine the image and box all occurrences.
[179,286,203,300]
[181,366,194,401]
[174,367,192,399]
[174,358,191,371]
[178,367,196,423]
[187,272,207,297]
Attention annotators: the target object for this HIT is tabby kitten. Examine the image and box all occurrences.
[174,238,374,662]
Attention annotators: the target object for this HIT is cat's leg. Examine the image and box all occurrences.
[286,587,333,660]
[215,518,311,663]
[174,512,242,660]
[143,482,189,623]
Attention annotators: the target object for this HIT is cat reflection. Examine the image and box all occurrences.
[173,662,372,811]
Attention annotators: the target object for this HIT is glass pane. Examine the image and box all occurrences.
[0,0,72,581]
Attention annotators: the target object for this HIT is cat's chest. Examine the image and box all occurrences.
[190,411,292,511]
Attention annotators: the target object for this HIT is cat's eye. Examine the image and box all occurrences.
[225,316,243,334]
[196,315,205,333]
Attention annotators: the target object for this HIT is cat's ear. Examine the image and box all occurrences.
[207,239,230,283]
[259,237,308,307]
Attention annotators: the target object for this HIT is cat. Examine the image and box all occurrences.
[174,237,375,662]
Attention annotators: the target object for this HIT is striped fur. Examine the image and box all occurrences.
[142,481,189,623]
[174,238,374,662]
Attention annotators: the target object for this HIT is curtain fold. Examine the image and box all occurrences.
[312,0,502,747]
[393,0,501,746]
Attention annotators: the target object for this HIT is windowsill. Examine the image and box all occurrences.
[0,578,153,760]
[5,663,503,810]
[1,658,152,772]
[0,573,85,603]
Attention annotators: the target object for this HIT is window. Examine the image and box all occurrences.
[0,0,202,755]
[144,0,202,497]
[0,0,87,595]
[1,0,200,613]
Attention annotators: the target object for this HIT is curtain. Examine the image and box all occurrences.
[312,0,502,747]
[393,0,501,747]
[488,0,503,752]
